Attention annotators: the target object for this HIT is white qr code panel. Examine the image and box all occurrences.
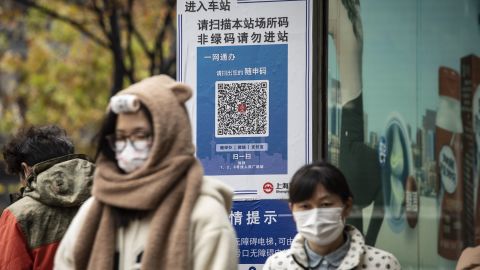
[215,80,269,137]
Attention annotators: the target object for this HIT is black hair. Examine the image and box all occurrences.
[94,103,154,161]
[2,125,74,175]
[95,110,118,161]
[289,160,353,204]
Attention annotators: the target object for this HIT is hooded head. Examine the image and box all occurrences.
[96,75,194,175]
[93,75,199,210]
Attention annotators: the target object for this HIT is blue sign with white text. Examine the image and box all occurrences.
[230,199,297,265]
[197,44,288,175]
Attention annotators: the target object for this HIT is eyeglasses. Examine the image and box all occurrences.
[105,131,152,152]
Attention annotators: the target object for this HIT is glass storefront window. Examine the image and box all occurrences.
[327,0,480,268]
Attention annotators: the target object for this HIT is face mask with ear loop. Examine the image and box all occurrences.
[109,94,151,173]
[115,140,151,173]
[293,207,345,246]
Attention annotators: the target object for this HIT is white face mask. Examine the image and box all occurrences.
[115,140,151,173]
[293,207,345,246]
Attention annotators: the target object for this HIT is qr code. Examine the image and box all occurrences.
[215,80,269,137]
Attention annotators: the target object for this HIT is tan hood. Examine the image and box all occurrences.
[115,74,194,171]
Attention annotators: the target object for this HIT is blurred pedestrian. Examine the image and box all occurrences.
[0,125,94,270]
[264,161,400,270]
[54,75,238,270]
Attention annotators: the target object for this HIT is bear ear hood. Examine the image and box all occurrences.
[108,75,195,170]
[171,82,192,104]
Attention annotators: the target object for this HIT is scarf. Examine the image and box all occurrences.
[73,75,202,270]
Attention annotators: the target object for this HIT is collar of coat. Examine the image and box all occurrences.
[290,224,365,270]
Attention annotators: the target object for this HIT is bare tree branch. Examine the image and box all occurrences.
[104,0,127,94]
[14,0,109,49]
[164,56,176,76]
[12,0,178,93]
[153,7,174,74]
[126,1,153,60]
[123,0,136,83]
[132,25,153,58]
[91,0,112,43]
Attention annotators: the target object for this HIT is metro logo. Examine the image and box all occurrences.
[262,182,274,194]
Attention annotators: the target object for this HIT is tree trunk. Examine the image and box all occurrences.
[109,5,125,96]
[111,50,125,96]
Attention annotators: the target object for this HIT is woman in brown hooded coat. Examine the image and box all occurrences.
[54,75,238,270]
